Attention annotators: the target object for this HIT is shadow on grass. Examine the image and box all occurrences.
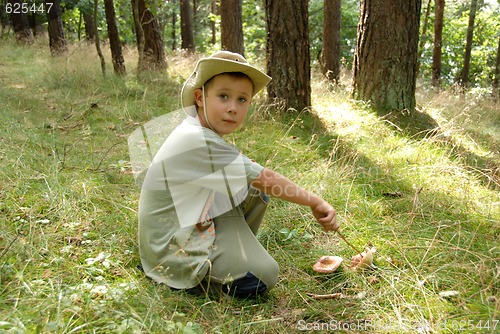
[281,105,500,191]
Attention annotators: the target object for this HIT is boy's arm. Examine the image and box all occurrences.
[251,168,339,232]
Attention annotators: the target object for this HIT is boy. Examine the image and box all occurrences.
[138,51,339,298]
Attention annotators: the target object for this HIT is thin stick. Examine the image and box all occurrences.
[336,231,363,255]
[306,293,343,300]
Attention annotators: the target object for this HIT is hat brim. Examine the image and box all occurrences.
[181,57,271,114]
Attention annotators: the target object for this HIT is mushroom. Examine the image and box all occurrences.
[350,247,376,271]
[312,256,343,273]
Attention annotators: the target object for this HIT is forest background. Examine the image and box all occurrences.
[1,0,500,333]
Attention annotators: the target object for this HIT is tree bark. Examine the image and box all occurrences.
[460,0,477,87]
[416,0,432,75]
[210,0,217,45]
[266,0,311,112]
[46,0,68,55]
[133,0,166,72]
[352,0,420,114]
[432,0,444,87]
[321,0,342,83]
[94,0,106,76]
[8,0,34,44]
[82,8,95,43]
[104,0,126,76]
[493,36,500,96]
[220,0,244,56]
[180,0,195,52]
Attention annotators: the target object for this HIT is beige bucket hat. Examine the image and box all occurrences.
[181,51,272,116]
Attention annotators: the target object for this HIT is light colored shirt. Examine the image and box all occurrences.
[138,116,263,288]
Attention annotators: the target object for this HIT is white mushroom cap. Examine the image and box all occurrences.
[350,247,376,271]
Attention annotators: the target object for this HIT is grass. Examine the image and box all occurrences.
[0,37,499,333]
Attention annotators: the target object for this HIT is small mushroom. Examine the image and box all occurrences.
[350,247,376,271]
[312,256,343,273]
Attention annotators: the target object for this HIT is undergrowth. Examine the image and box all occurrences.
[0,39,498,333]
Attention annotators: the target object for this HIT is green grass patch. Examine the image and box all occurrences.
[0,39,499,333]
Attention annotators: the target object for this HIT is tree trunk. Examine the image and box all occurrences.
[416,0,432,75]
[46,0,68,55]
[493,36,500,96]
[432,0,444,87]
[266,0,311,112]
[82,8,95,43]
[134,0,166,72]
[104,0,126,76]
[180,0,195,52]
[94,0,106,76]
[220,0,244,56]
[321,0,342,83]
[210,0,217,45]
[8,0,34,44]
[460,0,477,87]
[352,0,420,114]
[171,2,177,50]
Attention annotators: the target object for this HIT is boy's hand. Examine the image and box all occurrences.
[311,200,339,232]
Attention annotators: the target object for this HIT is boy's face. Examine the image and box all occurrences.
[194,74,253,136]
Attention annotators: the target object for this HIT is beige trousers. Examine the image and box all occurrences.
[204,187,279,296]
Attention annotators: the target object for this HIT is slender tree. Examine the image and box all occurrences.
[220,0,244,55]
[460,0,478,87]
[321,0,342,83]
[46,0,68,55]
[210,0,217,45]
[104,0,126,76]
[8,0,34,44]
[352,0,421,114]
[94,0,106,76]
[266,0,311,111]
[180,0,195,52]
[432,0,444,87]
[493,36,500,96]
[417,0,432,75]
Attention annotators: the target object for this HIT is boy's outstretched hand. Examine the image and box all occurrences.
[311,200,339,232]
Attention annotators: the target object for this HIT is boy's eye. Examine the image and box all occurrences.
[239,97,247,103]
[218,94,228,100]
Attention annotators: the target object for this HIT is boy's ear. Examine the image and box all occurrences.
[194,88,203,107]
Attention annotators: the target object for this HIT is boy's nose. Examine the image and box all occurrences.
[227,100,237,113]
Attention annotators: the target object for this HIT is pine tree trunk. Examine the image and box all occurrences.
[353,0,420,113]
[416,0,432,75]
[321,0,341,83]
[266,0,311,112]
[135,0,166,72]
[432,0,444,87]
[104,0,126,76]
[8,0,34,44]
[220,0,244,56]
[46,0,68,55]
[82,9,95,43]
[180,0,195,52]
[210,1,217,45]
[493,36,500,96]
[94,0,106,76]
[460,0,477,87]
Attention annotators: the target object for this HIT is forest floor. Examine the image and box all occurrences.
[1,40,499,333]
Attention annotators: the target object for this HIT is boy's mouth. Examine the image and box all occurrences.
[223,119,237,124]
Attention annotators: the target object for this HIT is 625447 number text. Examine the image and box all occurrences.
[5,2,53,14]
